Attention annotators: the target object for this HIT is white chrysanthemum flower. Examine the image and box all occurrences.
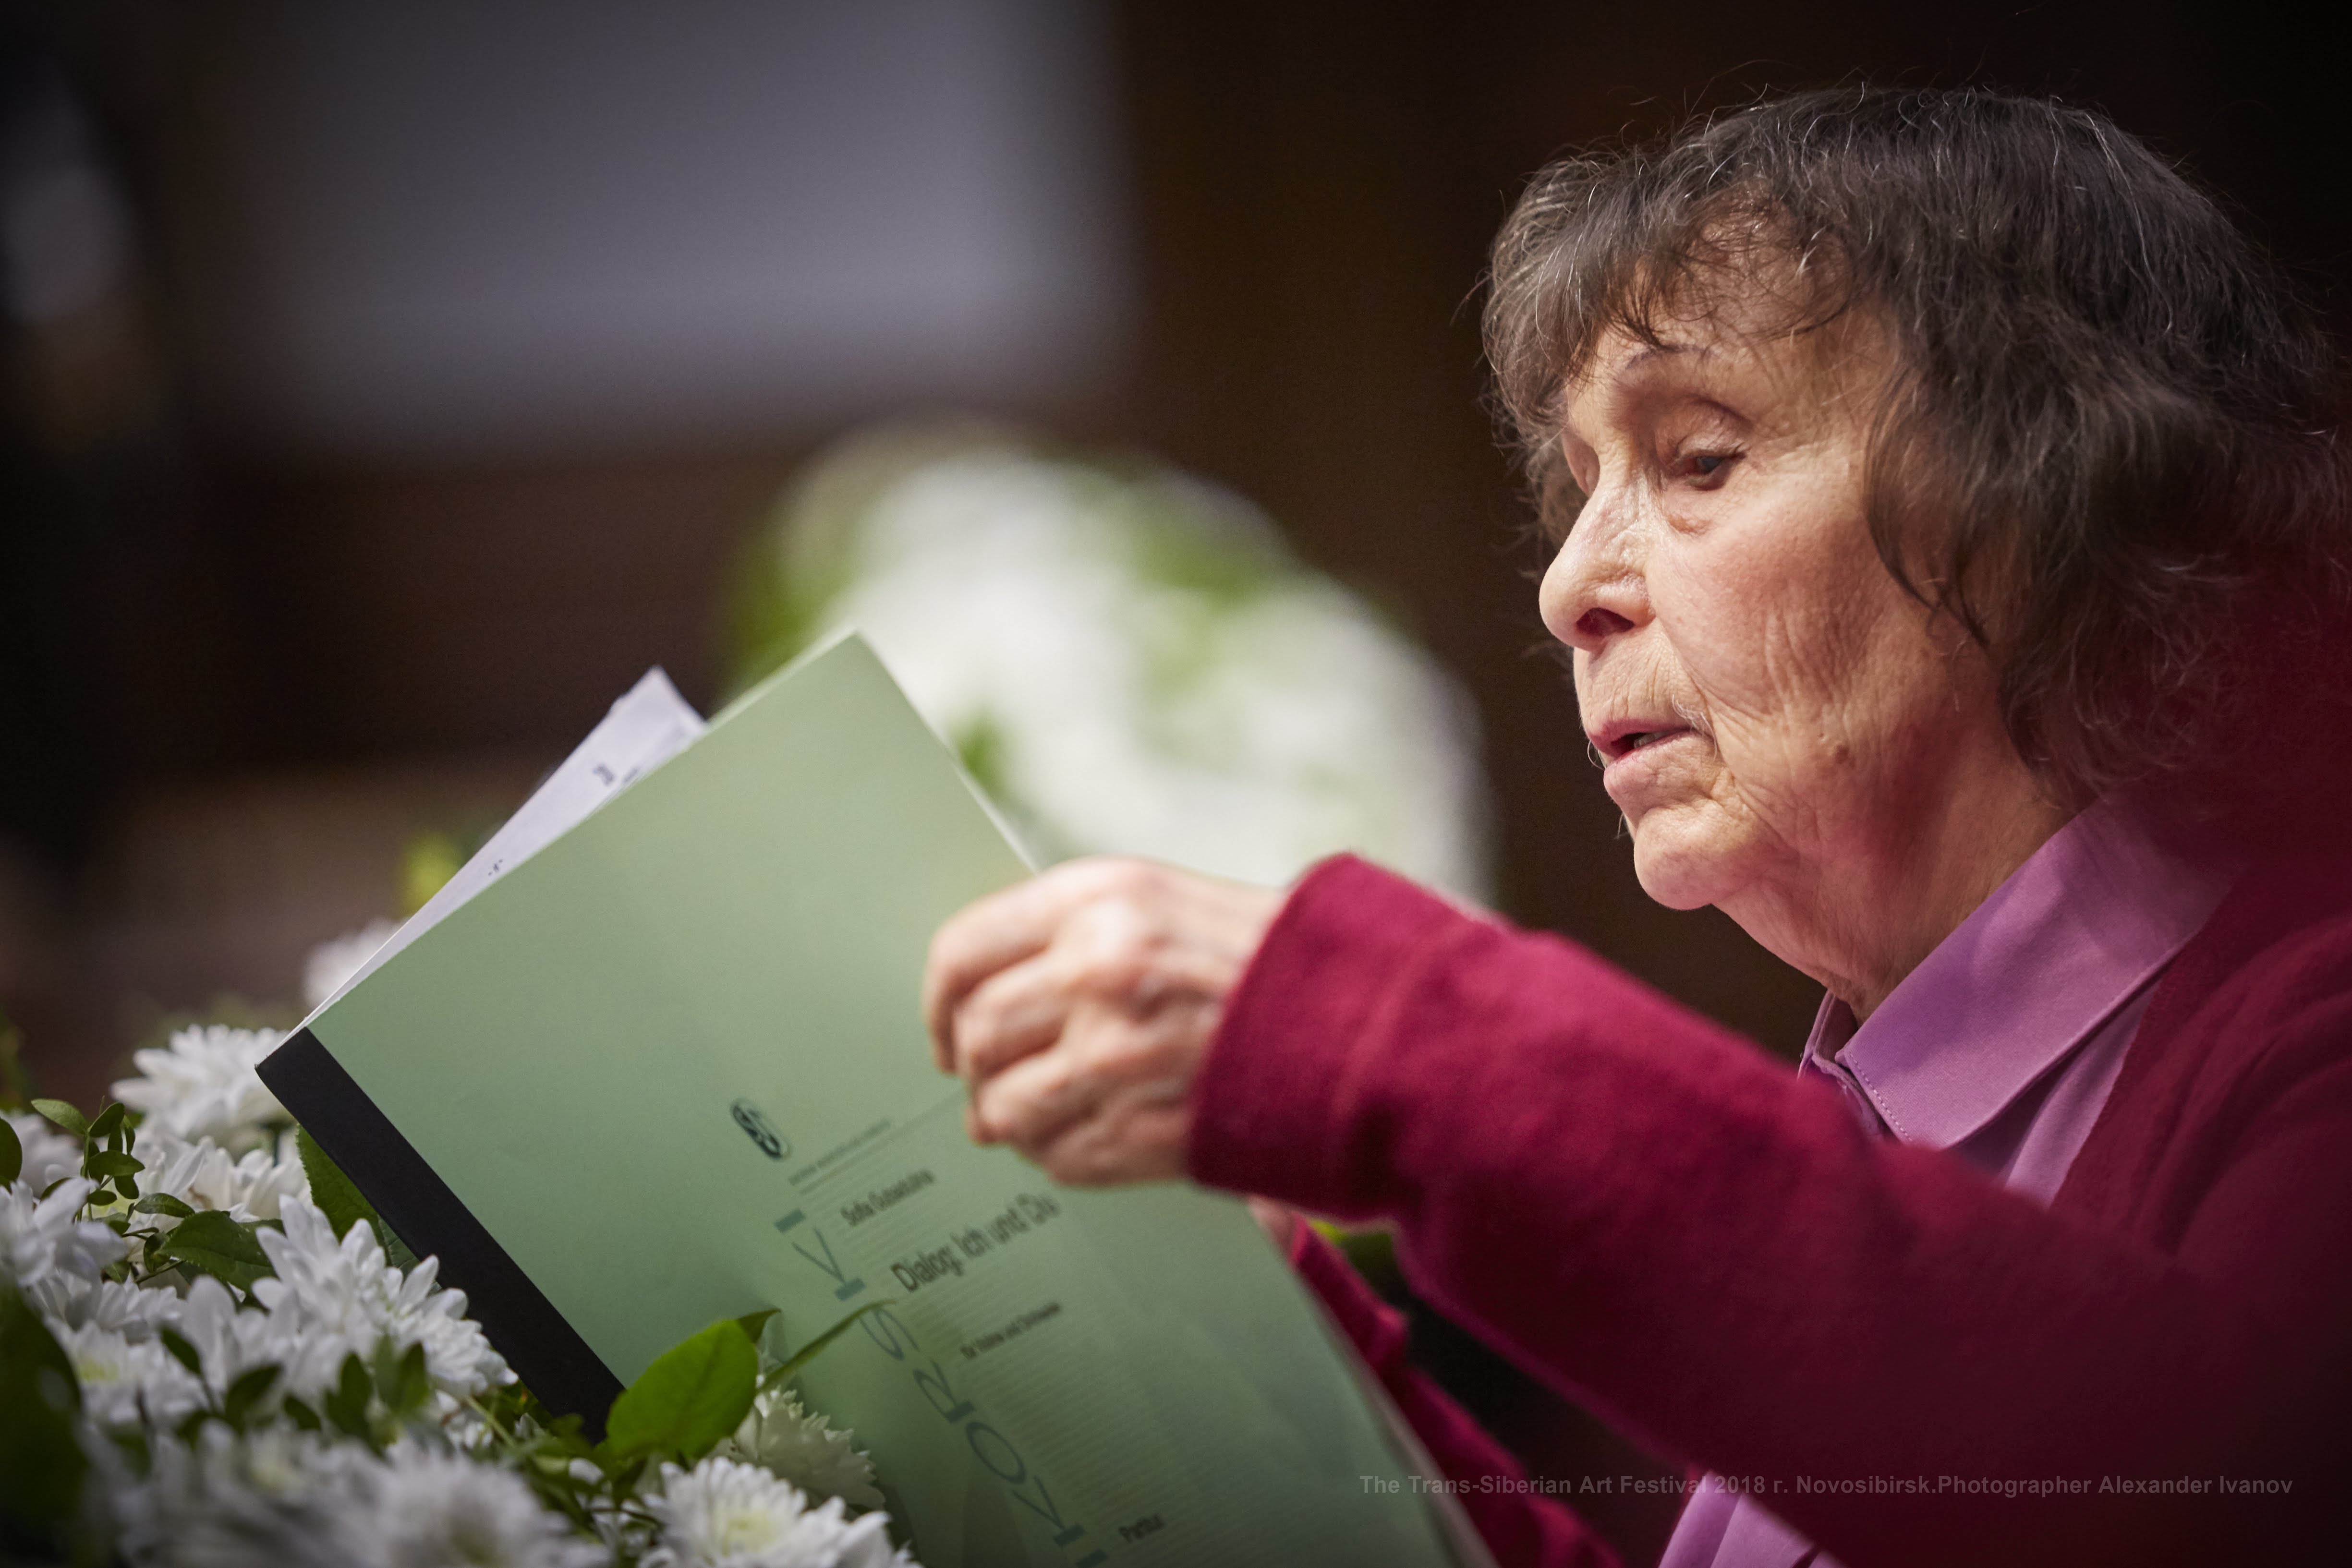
[5,1108,84,1191]
[112,1025,289,1153]
[714,1386,883,1510]
[252,1196,509,1398]
[140,1130,309,1225]
[360,1446,606,1568]
[1,1176,127,1323]
[48,1274,181,1339]
[172,1274,323,1407]
[645,1458,914,1568]
[114,1424,368,1568]
[57,1319,207,1428]
[760,432,1492,899]
[302,918,400,1010]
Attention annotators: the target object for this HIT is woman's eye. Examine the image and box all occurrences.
[1675,450,1738,486]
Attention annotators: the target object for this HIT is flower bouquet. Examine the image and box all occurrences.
[2,1020,917,1568]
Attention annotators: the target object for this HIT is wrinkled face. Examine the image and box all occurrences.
[1541,306,2005,925]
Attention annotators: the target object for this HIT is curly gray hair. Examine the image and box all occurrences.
[1486,87,2352,822]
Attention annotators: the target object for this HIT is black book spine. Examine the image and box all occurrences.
[257,1028,624,1432]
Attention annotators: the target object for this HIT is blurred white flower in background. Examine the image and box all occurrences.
[1,1175,126,1322]
[5,1108,84,1190]
[55,1318,206,1428]
[111,1025,288,1152]
[303,917,400,1010]
[118,1426,594,1568]
[735,424,1492,900]
[63,1275,182,1340]
[115,1426,365,1568]
[358,1447,608,1568]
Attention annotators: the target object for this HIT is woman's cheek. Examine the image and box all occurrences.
[1654,540,1778,708]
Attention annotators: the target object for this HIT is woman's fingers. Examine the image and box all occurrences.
[967,1029,1093,1147]
[971,1002,1200,1162]
[967,997,1149,1145]
[945,881,1177,1084]
[947,947,1087,1085]
[923,886,1055,1070]
[1029,1096,1192,1186]
[922,859,1149,1069]
[921,856,1287,1186]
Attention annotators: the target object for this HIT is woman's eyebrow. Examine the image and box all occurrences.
[1614,341,1721,384]
[1561,339,1741,452]
[1569,346,1733,437]
[1624,341,1705,366]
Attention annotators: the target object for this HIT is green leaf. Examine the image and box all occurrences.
[375,1221,421,1274]
[282,1395,322,1433]
[158,1327,202,1377]
[223,1364,281,1429]
[374,1340,430,1417]
[0,1277,87,1551]
[601,1319,758,1464]
[134,1192,195,1219]
[733,1307,780,1351]
[326,1353,373,1441]
[295,1126,374,1240]
[30,1098,86,1139]
[0,1119,19,1188]
[772,1299,895,1383]
[296,1127,420,1271]
[534,1410,593,1459]
[87,1102,125,1145]
[149,1211,276,1293]
[83,1148,143,1182]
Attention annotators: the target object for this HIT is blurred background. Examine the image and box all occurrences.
[3,3,2344,1557]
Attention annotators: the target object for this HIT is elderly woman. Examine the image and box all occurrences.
[923,89,2352,1567]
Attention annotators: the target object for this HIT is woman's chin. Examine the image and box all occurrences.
[1627,809,1750,912]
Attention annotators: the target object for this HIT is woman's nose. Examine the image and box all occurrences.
[1538,485,1650,654]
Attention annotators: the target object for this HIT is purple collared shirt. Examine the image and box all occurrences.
[1658,798,2238,1568]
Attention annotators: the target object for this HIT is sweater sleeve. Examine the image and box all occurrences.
[1187,856,2352,1567]
[1283,1223,1621,1568]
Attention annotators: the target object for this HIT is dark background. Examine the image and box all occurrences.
[3,5,2342,1560]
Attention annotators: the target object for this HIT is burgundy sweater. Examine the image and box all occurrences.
[1188,852,2352,1566]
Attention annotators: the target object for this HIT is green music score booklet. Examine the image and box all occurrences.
[258,634,1476,1568]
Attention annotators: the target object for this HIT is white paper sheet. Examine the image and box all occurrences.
[302,668,705,1021]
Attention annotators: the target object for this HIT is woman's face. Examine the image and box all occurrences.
[1540,304,2047,992]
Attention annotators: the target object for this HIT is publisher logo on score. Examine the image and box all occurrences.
[731,1099,790,1161]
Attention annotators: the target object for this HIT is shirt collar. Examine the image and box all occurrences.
[1799,796,2238,1149]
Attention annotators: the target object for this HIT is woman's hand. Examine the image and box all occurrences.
[922,858,1285,1185]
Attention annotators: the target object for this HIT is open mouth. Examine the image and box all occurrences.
[1597,724,1694,762]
